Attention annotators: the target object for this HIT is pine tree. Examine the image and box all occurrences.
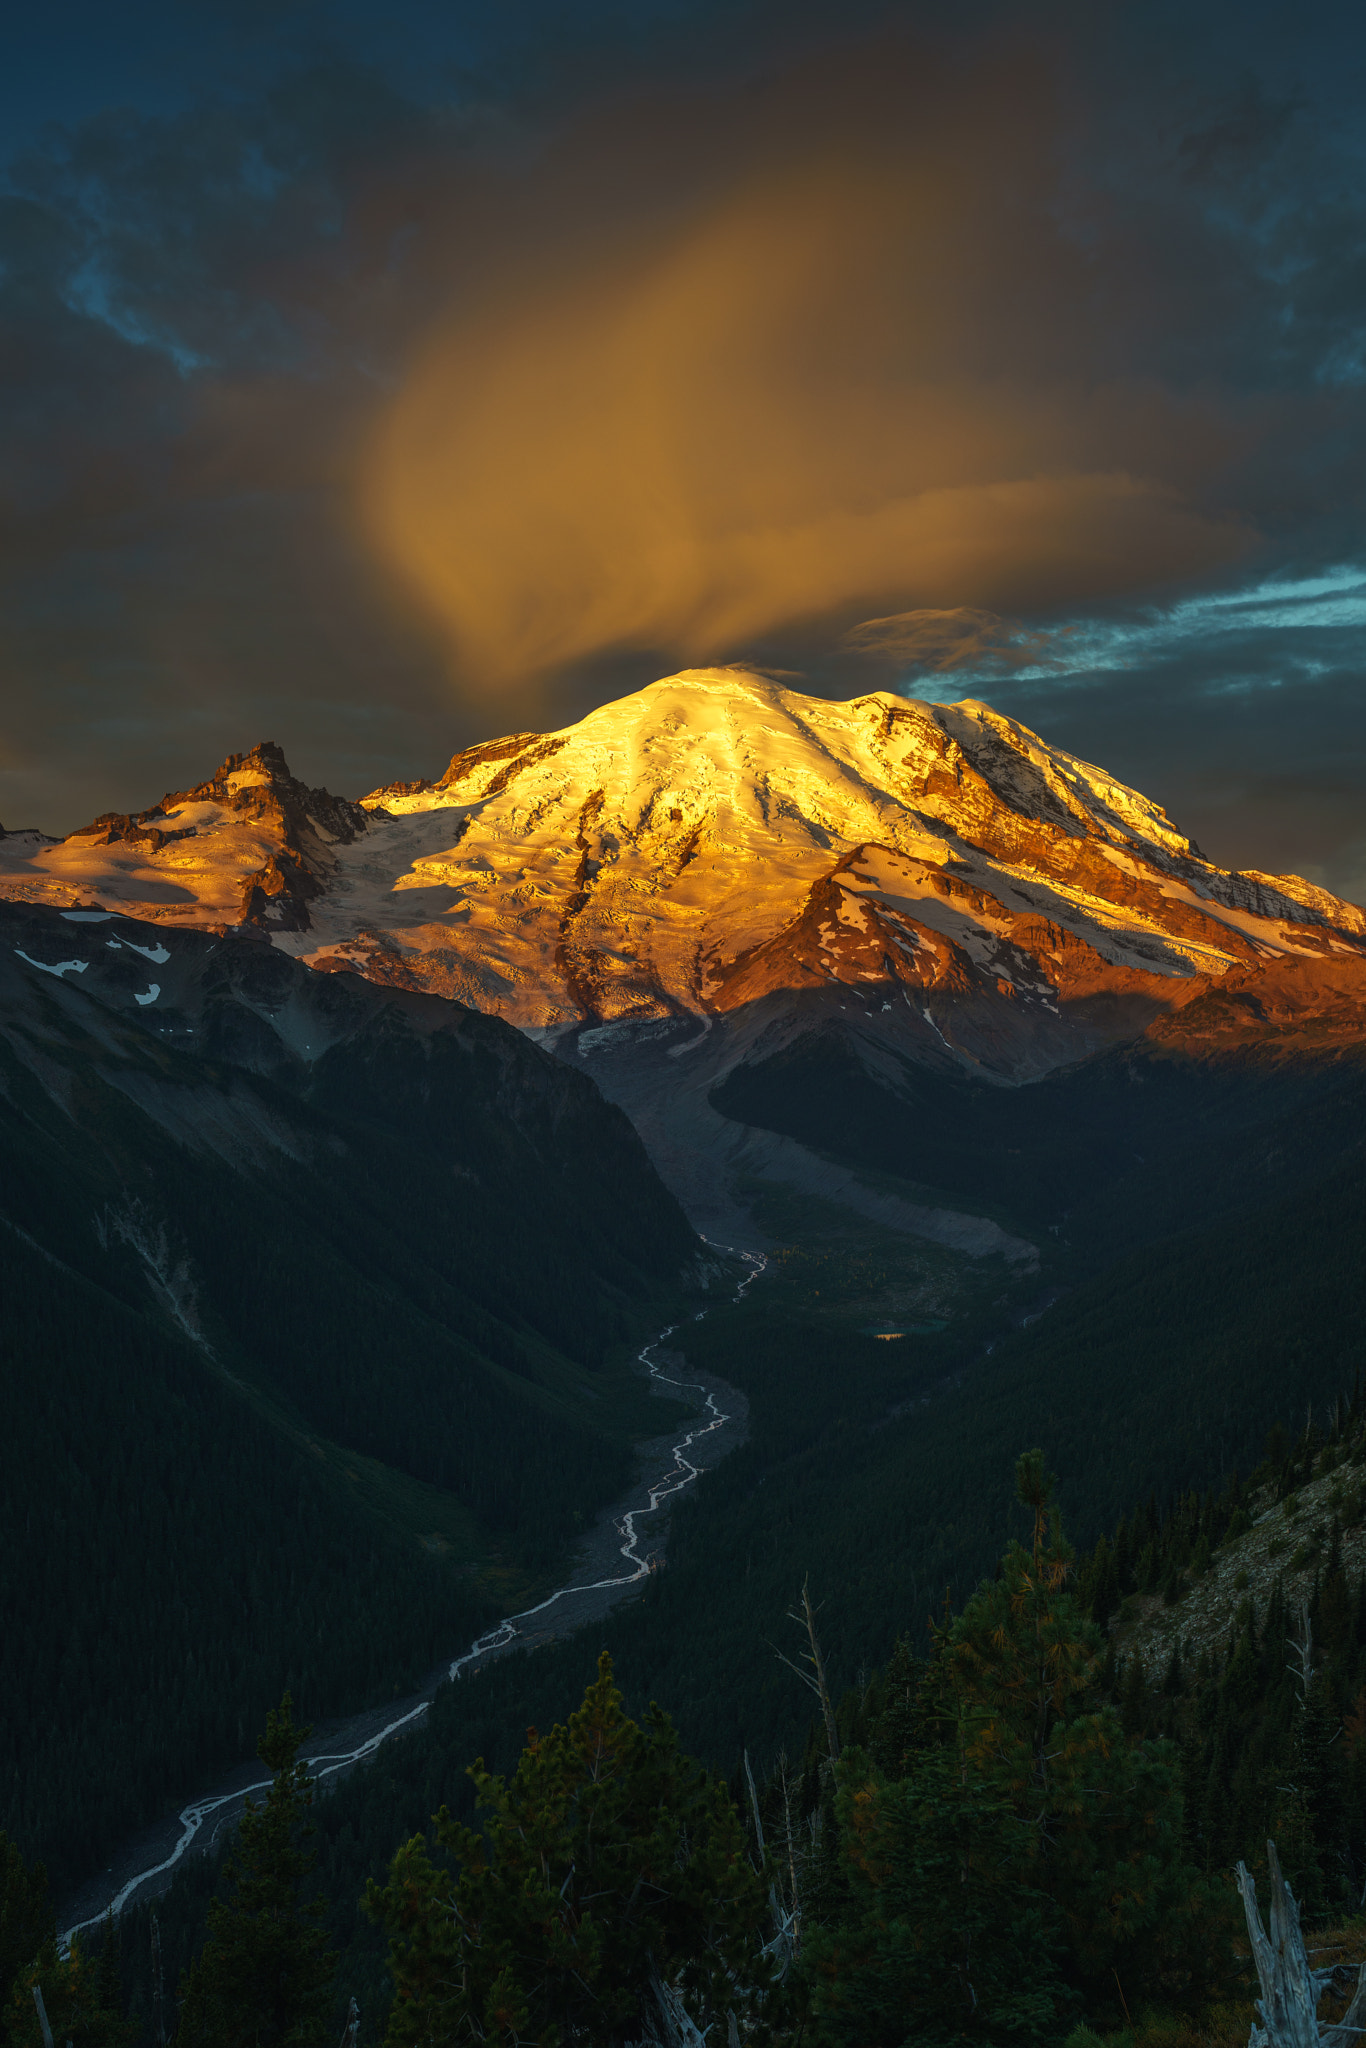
[0,1838,130,2047]
[867,1636,923,1777]
[174,1696,335,2048]
[4,1928,135,2048]
[0,1835,51,2043]
[1280,1675,1346,1916]
[367,1653,771,2048]
[808,1454,1236,2039]
[808,1742,1071,2047]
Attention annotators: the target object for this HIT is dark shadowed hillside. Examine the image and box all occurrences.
[0,901,701,1890]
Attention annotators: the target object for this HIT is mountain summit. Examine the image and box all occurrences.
[346,666,1364,1046]
[4,667,1365,1241]
[8,666,1360,1052]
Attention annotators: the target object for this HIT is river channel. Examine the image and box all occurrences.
[62,1250,764,1944]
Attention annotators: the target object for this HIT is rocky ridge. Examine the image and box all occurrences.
[1116,1443,1366,1685]
[0,741,369,933]
[5,671,1366,1249]
[4,673,1364,1083]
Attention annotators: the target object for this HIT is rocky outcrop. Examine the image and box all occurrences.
[0,740,369,929]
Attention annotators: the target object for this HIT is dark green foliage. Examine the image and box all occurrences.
[802,1461,1231,2046]
[30,912,1366,2028]
[174,1699,336,2048]
[0,910,700,1894]
[0,1836,52,2045]
[1,1837,133,2048]
[0,1218,496,1897]
[124,1180,1366,2034]
[3,1939,137,2048]
[366,1654,772,2047]
[1066,1392,1366,1916]
[810,1751,1071,2048]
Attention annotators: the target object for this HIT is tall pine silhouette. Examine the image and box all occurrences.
[175,1697,335,2048]
[368,1652,771,2047]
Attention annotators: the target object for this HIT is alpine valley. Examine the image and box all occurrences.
[8,669,1366,2032]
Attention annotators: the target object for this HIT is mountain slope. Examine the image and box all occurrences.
[6,669,1364,1248]
[0,899,699,1532]
[0,740,369,929]
[6,671,1362,1055]
[0,898,702,1891]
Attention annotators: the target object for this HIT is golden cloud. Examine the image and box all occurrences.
[362,44,1257,688]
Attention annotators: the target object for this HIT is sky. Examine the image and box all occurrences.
[3,1,1366,901]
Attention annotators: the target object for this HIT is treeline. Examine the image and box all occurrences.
[1070,1392,1366,1919]
[96,1400,1366,2039]
[91,1165,1366,2037]
[7,1451,1272,2046]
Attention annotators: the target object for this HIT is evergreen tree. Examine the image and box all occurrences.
[368,1653,771,2047]
[174,1696,336,2048]
[868,1638,922,1777]
[0,1836,51,2044]
[0,1835,135,2048]
[806,1455,1234,2042]
[808,1744,1071,2048]
[3,1934,137,2048]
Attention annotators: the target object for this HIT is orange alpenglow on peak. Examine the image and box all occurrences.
[1,668,1362,1080]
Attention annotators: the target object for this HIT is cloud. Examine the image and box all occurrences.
[3,0,1366,879]
[362,43,1261,685]
[843,606,1058,671]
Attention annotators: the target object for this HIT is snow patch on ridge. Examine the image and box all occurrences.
[14,950,87,977]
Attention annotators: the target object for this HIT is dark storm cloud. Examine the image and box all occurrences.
[2,0,1365,905]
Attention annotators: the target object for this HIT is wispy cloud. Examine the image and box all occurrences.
[893,567,1366,704]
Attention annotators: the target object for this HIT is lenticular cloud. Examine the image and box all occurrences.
[362,42,1254,688]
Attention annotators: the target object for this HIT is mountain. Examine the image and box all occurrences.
[0,897,701,1890]
[6,667,1365,1244]
[0,739,369,930]
[8,671,1362,1039]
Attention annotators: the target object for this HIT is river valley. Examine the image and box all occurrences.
[62,1254,763,1944]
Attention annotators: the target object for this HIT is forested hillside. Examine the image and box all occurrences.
[11,906,1366,2026]
[0,902,702,1892]
[107,1136,1366,2038]
[75,1407,1366,2047]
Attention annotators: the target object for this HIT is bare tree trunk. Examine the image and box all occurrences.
[31,1987,54,2048]
[743,1749,765,1863]
[1287,1607,1314,1707]
[1236,1839,1366,2048]
[800,1579,841,1764]
[780,1754,802,1955]
[646,1973,710,2047]
[773,1578,840,1762]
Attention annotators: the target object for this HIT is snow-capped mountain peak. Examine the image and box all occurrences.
[2,668,1362,1081]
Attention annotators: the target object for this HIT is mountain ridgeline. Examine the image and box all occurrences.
[6,668,1366,1973]
[0,899,700,1890]
[8,668,1366,1255]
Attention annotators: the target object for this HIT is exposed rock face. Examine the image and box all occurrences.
[0,741,369,932]
[3,671,1363,1087]
[309,667,1366,1078]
